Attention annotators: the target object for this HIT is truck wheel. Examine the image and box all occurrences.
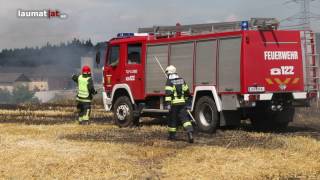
[250,113,273,131]
[271,106,294,130]
[274,107,295,124]
[194,96,219,133]
[250,106,294,131]
[113,96,134,127]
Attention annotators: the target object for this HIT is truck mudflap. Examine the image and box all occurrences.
[102,91,112,111]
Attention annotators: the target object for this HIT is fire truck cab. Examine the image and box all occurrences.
[97,19,319,132]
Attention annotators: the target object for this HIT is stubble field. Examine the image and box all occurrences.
[0,103,320,179]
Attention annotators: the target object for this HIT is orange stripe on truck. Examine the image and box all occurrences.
[265,78,294,85]
[292,78,300,84]
[284,78,291,84]
[265,78,274,85]
[274,78,291,85]
[274,78,283,85]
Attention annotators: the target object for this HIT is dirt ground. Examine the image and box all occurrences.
[0,104,320,179]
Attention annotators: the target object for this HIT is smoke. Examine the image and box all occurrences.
[226,14,238,22]
[0,0,99,50]
[0,0,237,50]
[0,0,97,72]
[2,0,319,55]
[1,0,320,50]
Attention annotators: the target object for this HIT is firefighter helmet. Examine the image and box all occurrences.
[165,65,176,74]
[82,65,91,74]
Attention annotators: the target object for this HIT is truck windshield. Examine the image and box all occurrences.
[108,45,120,66]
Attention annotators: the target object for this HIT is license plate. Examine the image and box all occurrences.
[248,86,265,93]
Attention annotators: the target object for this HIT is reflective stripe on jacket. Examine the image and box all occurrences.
[165,74,189,105]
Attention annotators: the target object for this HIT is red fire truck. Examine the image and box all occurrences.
[96,18,319,132]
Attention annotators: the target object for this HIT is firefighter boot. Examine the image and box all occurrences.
[187,132,194,143]
[167,132,176,141]
[82,120,90,125]
[78,118,83,125]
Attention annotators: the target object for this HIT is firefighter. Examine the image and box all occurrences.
[164,65,194,143]
[72,65,97,125]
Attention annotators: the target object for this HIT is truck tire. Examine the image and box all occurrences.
[194,96,219,133]
[113,96,135,127]
[272,106,294,130]
[250,105,294,131]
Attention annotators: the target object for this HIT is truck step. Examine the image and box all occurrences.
[306,53,319,56]
[306,66,319,68]
[308,89,319,91]
[141,109,169,113]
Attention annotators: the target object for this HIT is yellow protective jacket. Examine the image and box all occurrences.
[165,73,190,105]
[72,74,96,102]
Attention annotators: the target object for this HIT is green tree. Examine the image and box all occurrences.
[11,85,38,104]
[0,89,12,103]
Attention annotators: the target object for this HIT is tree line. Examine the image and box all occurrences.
[0,86,39,104]
[0,38,94,68]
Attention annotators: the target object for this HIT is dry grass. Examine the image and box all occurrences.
[161,134,320,179]
[0,105,112,124]
[0,105,320,179]
[0,124,171,179]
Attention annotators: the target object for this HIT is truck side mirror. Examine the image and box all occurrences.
[96,51,101,65]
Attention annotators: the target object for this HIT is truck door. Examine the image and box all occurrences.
[124,43,145,100]
[104,44,121,93]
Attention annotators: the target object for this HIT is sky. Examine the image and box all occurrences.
[0,0,320,50]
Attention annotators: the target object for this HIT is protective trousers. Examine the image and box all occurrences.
[168,105,193,136]
[77,101,91,123]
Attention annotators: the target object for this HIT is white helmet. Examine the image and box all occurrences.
[165,65,176,74]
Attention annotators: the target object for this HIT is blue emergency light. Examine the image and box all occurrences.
[241,21,249,30]
[117,33,135,38]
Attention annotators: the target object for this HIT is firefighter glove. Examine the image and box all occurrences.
[186,97,192,109]
[164,102,171,110]
[165,104,171,110]
[72,74,77,79]
[186,104,192,110]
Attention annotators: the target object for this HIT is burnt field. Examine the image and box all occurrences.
[0,103,110,124]
[0,103,320,179]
